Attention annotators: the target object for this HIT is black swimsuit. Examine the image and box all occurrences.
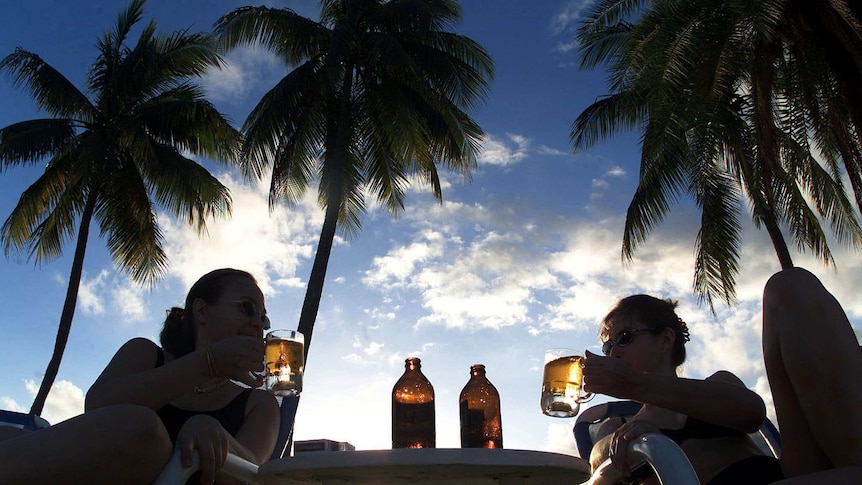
[659,416,746,445]
[153,347,251,443]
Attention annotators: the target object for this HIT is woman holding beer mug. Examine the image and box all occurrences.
[582,294,782,484]
[89,267,279,482]
[0,268,278,484]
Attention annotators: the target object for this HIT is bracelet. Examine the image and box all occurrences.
[205,346,220,378]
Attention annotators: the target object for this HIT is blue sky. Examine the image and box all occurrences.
[2,0,861,455]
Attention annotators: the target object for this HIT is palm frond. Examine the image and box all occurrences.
[0,119,77,169]
[0,49,93,119]
[214,6,329,65]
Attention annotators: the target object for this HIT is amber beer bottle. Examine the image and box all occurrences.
[459,364,503,448]
[392,357,436,448]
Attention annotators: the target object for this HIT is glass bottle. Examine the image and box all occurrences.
[459,364,503,448]
[392,357,436,448]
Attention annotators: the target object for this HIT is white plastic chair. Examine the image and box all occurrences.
[154,451,261,485]
[585,433,700,485]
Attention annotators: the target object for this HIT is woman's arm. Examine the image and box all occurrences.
[583,353,765,433]
[86,336,265,412]
[227,389,280,465]
[588,417,625,470]
[175,390,279,484]
[633,371,765,433]
[85,338,212,411]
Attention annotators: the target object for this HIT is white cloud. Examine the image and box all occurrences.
[538,145,571,156]
[341,353,366,365]
[606,166,626,177]
[550,0,596,35]
[363,232,445,288]
[0,397,25,413]
[78,270,109,315]
[479,133,530,166]
[111,277,148,321]
[364,342,384,356]
[23,379,84,425]
[74,270,150,323]
[159,172,319,297]
[202,46,284,105]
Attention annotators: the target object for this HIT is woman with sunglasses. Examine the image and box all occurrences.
[582,294,781,484]
[1,268,279,484]
[93,267,279,483]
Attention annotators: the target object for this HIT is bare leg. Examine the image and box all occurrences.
[763,267,862,481]
[0,404,172,484]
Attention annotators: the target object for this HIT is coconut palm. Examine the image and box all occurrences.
[215,0,493,357]
[572,0,862,307]
[0,0,239,415]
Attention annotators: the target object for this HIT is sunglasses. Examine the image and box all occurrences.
[601,328,655,355]
[219,300,271,330]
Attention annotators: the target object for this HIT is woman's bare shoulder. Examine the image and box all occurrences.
[706,370,745,386]
[120,337,159,352]
[101,338,161,371]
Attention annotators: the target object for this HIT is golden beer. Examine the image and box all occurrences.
[266,336,304,395]
[541,353,590,417]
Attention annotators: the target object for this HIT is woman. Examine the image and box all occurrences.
[762,267,862,483]
[583,294,782,484]
[1,268,279,484]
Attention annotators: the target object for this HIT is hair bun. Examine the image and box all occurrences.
[678,317,691,342]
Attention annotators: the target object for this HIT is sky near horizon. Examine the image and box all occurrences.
[2,0,861,456]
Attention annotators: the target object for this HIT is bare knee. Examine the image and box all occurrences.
[761,268,823,361]
[105,405,172,474]
[763,267,822,310]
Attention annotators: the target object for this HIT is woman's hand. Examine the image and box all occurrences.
[582,350,640,399]
[176,414,231,484]
[208,336,266,388]
[608,419,662,477]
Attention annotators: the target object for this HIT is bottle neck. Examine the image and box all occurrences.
[406,357,422,372]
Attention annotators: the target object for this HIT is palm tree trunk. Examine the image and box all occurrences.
[761,211,794,269]
[297,196,340,363]
[29,192,97,416]
[751,38,795,271]
[296,63,355,363]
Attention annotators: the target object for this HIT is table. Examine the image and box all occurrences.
[258,448,591,484]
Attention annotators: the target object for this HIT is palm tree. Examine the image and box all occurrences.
[572,0,862,307]
[214,0,493,357]
[0,0,239,415]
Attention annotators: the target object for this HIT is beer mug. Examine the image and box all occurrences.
[540,348,593,417]
[265,330,304,396]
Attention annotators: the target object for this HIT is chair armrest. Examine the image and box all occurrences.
[584,433,700,485]
[153,450,262,485]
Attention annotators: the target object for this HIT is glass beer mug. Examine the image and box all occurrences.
[265,330,304,396]
[540,348,593,417]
